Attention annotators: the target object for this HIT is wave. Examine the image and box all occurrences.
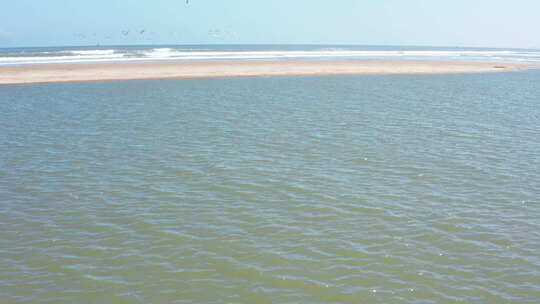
[68,49,117,55]
[1,47,539,65]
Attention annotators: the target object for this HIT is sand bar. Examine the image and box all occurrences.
[0,59,531,85]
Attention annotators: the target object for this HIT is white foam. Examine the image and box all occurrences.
[1,47,539,66]
[69,49,117,55]
[0,53,125,65]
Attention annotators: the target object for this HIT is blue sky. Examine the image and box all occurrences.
[1,0,539,48]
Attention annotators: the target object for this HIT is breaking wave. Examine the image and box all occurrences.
[1,46,539,65]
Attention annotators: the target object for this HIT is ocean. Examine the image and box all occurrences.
[1,47,539,303]
[0,44,540,65]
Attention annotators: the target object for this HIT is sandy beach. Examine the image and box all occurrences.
[0,59,530,85]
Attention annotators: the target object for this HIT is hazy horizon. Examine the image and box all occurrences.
[2,43,540,52]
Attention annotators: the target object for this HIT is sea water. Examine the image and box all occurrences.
[1,44,540,65]
[1,70,539,303]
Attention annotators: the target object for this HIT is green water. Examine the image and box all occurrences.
[1,72,539,303]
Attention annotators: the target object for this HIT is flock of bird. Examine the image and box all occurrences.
[72,1,221,44]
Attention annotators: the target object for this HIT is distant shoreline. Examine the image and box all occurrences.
[0,59,531,85]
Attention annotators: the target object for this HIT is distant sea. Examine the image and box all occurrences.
[1,46,539,303]
[0,44,540,65]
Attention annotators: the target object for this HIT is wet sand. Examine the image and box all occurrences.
[0,59,530,85]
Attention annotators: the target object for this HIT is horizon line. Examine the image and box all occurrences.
[1,43,539,51]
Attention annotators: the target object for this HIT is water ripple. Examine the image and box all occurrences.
[1,72,540,303]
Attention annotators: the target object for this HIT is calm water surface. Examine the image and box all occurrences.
[1,71,539,303]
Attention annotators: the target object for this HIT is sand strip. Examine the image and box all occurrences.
[0,59,531,85]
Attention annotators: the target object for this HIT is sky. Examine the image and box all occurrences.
[1,0,539,49]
